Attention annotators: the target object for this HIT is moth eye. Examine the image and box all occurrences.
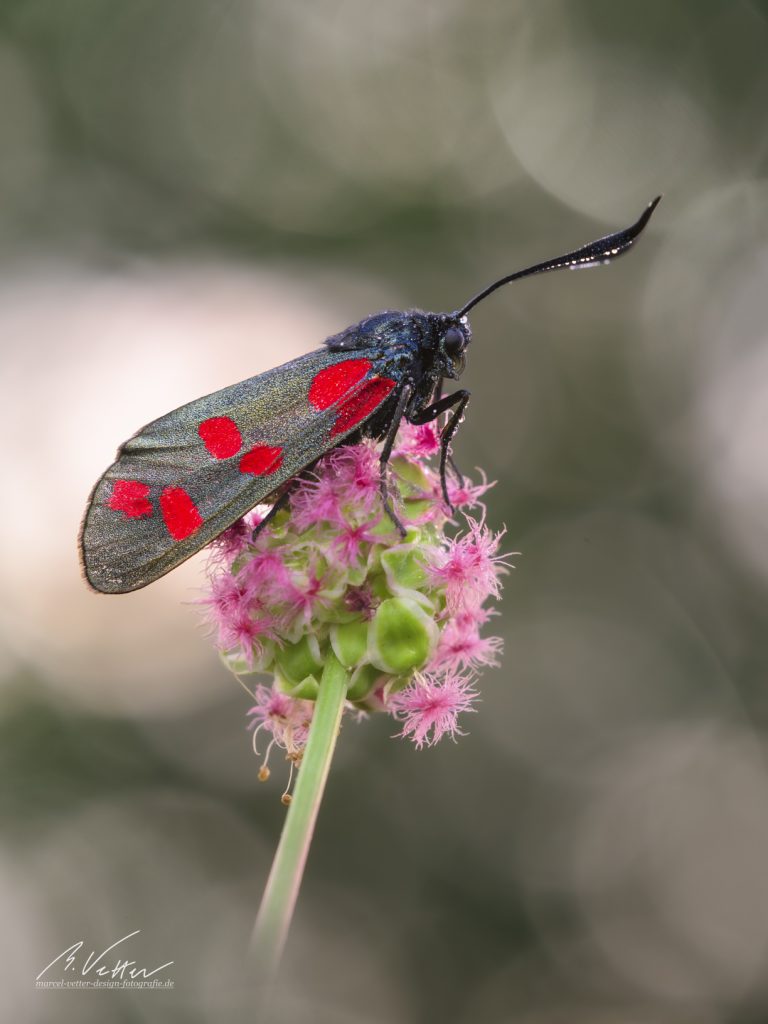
[442,327,465,357]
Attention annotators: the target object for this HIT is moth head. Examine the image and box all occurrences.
[437,316,471,379]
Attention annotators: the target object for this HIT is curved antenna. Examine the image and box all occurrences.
[456,196,662,318]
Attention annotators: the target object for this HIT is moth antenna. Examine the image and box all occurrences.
[456,195,661,318]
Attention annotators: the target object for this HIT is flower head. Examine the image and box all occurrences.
[201,423,509,778]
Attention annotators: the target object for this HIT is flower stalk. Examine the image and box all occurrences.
[250,650,348,979]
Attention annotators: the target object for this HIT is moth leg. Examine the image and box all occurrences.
[250,486,296,542]
[410,389,470,509]
[250,461,320,541]
[378,384,413,538]
[432,376,464,486]
[447,453,464,487]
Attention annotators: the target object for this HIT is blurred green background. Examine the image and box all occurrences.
[2,1,768,1021]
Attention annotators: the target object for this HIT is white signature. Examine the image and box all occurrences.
[36,929,174,982]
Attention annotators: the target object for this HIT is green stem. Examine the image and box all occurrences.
[250,651,348,980]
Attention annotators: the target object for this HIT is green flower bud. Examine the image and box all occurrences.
[368,597,439,675]
[390,455,432,494]
[275,670,320,701]
[330,620,370,669]
[346,662,383,702]
[380,545,428,594]
[275,635,324,686]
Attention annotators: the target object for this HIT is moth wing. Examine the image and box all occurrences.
[80,350,398,593]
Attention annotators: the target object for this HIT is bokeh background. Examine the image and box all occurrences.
[2,1,768,1021]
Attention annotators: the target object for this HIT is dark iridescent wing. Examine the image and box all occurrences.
[80,350,398,593]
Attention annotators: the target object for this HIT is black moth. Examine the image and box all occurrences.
[80,198,660,594]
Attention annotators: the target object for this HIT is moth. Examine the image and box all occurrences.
[80,197,660,593]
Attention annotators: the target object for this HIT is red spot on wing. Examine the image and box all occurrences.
[160,487,203,540]
[239,444,284,476]
[308,359,372,410]
[198,416,243,459]
[107,479,152,519]
[330,377,396,437]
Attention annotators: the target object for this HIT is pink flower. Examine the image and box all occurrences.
[447,469,494,509]
[400,465,492,526]
[429,613,503,672]
[393,421,441,458]
[198,573,256,646]
[209,518,253,565]
[325,444,382,514]
[331,517,383,566]
[239,548,294,603]
[289,473,343,531]
[281,560,341,625]
[390,674,479,748]
[429,515,509,612]
[218,606,278,668]
[248,685,294,729]
[248,684,314,757]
